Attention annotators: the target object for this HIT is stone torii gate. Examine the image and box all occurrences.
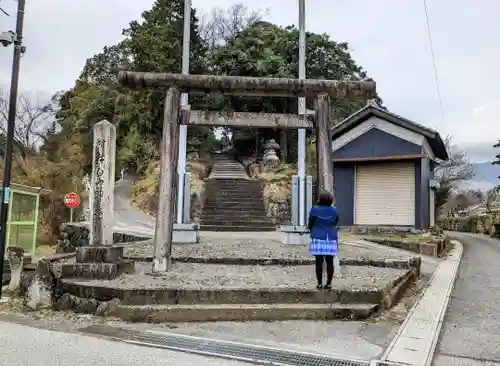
[118,71,376,272]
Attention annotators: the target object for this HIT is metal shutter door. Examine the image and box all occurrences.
[355,162,415,226]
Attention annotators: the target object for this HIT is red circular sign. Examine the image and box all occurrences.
[64,192,81,209]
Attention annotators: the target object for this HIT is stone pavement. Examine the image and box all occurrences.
[433,232,500,366]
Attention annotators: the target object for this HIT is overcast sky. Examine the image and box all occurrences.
[0,0,498,162]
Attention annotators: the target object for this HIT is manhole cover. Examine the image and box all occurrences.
[81,325,369,366]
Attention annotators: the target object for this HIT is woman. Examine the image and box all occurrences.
[308,191,339,290]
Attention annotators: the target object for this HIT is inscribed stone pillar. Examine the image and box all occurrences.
[315,93,334,198]
[89,120,116,246]
[153,87,180,273]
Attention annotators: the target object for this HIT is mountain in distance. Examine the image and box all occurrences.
[458,162,500,191]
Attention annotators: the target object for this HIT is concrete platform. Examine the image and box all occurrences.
[173,223,200,244]
[55,260,417,323]
[280,225,310,245]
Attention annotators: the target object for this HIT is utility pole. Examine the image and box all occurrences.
[176,0,191,224]
[297,0,307,226]
[0,0,26,299]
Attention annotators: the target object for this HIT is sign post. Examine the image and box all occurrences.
[64,192,81,223]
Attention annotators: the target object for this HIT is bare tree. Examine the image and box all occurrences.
[199,4,269,49]
[0,88,54,173]
[0,88,54,149]
[435,135,475,208]
[435,135,475,184]
[474,187,500,213]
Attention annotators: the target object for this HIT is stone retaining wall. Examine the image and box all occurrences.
[56,223,150,253]
[266,197,290,225]
[438,215,500,236]
[366,236,450,257]
[342,226,427,236]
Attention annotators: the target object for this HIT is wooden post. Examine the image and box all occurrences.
[153,87,180,273]
[315,93,334,199]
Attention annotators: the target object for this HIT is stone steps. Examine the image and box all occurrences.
[205,186,262,191]
[200,224,276,232]
[60,279,385,305]
[59,260,135,280]
[58,246,135,280]
[201,213,269,221]
[205,185,264,191]
[200,214,269,220]
[106,303,378,322]
[205,194,264,200]
[201,220,273,227]
[209,155,249,179]
[203,202,268,210]
[201,155,273,231]
[55,261,416,322]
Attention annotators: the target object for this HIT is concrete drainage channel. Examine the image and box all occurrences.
[81,325,370,366]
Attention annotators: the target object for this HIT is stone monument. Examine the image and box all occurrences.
[53,120,134,283]
[89,120,116,246]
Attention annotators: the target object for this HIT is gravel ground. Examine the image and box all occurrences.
[123,232,414,262]
[64,262,408,290]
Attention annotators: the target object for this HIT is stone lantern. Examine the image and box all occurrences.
[262,139,281,168]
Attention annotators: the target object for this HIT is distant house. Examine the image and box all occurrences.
[331,102,448,229]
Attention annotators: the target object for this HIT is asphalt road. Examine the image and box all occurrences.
[0,321,251,366]
[434,232,500,365]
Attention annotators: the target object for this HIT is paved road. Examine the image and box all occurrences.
[434,232,500,365]
[83,178,155,237]
[0,321,251,366]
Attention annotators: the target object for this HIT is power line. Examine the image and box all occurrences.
[423,0,445,125]
[0,0,11,16]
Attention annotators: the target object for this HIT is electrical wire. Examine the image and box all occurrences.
[0,0,11,16]
[423,0,445,125]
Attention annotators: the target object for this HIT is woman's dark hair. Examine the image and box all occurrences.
[317,191,333,206]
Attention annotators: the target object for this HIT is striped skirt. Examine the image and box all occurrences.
[309,237,338,256]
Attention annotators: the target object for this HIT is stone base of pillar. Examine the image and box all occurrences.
[280,225,309,245]
[173,223,200,244]
[58,246,135,280]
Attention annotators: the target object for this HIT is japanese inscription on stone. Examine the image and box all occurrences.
[92,138,105,245]
[89,120,116,246]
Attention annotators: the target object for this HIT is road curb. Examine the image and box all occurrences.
[376,239,463,366]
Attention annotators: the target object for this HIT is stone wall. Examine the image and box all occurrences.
[367,235,450,257]
[266,197,291,225]
[56,223,150,253]
[438,214,500,236]
[342,226,427,236]
[241,158,292,225]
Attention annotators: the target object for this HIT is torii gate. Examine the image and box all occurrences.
[118,71,376,272]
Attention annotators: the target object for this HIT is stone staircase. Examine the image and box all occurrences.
[200,155,275,232]
[208,154,249,179]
